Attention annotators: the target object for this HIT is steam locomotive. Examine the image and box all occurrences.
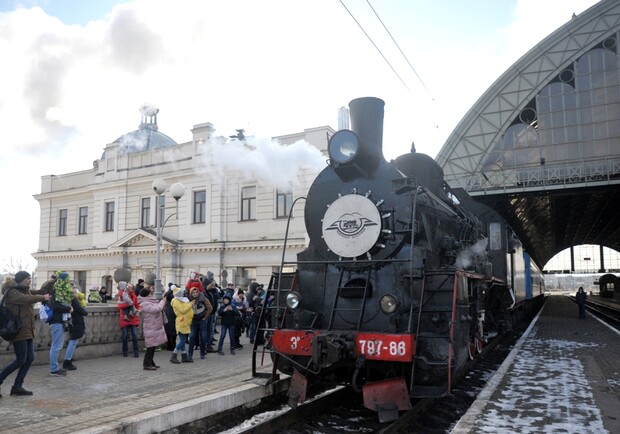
[261,97,544,421]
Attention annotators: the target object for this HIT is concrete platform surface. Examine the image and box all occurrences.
[452,295,620,434]
[0,335,277,434]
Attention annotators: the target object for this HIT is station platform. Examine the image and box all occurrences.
[452,294,620,434]
[0,334,283,434]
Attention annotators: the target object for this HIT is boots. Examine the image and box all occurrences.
[181,354,193,363]
[170,353,180,364]
[62,360,77,370]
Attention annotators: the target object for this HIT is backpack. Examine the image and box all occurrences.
[0,289,22,341]
[39,302,53,323]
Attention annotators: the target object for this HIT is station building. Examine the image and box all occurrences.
[33,108,333,294]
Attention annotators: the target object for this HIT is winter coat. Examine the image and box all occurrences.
[1,279,46,342]
[88,290,102,303]
[576,289,587,305]
[190,292,213,322]
[205,288,218,314]
[171,298,194,334]
[69,296,88,340]
[163,290,176,337]
[218,301,239,327]
[138,295,167,348]
[117,290,141,328]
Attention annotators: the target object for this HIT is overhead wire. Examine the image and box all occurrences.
[339,0,440,129]
[338,0,410,91]
[365,0,434,102]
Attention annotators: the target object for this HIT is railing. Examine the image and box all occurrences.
[445,158,620,194]
[0,305,142,366]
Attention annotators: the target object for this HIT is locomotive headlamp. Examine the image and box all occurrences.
[286,291,302,310]
[328,130,359,164]
[380,294,398,314]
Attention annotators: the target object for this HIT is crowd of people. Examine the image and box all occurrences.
[0,269,271,398]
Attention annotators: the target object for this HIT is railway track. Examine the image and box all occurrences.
[172,302,542,434]
[569,295,620,327]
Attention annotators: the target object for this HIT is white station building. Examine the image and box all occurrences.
[33,107,335,295]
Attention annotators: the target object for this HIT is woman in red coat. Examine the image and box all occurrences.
[137,285,167,370]
[117,282,141,357]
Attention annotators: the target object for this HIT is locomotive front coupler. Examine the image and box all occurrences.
[312,333,356,369]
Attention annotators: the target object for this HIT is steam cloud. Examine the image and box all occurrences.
[198,136,327,190]
[456,238,488,270]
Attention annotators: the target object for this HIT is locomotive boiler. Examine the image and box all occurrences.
[260,97,543,421]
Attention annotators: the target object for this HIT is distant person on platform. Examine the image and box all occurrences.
[88,285,102,303]
[99,286,109,303]
[0,272,50,397]
[575,286,587,319]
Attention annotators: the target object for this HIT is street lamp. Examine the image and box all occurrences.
[152,179,186,299]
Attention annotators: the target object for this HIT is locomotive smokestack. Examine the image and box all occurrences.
[349,97,384,158]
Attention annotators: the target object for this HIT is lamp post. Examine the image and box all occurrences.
[152,179,186,299]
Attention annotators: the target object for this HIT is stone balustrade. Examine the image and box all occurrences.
[0,304,143,367]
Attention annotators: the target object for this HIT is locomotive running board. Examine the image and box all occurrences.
[363,378,412,423]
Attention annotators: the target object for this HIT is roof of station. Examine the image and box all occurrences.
[436,0,620,268]
[111,106,177,155]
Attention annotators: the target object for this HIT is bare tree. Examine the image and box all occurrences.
[2,256,33,275]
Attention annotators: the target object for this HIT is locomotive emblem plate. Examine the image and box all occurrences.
[322,194,381,258]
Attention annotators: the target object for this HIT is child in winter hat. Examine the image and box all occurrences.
[172,285,189,303]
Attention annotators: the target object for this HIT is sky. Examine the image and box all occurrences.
[0,0,602,272]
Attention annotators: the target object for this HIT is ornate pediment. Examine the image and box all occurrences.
[109,228,176,249]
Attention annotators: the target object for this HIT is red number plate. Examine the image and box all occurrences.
[271,330,316,356]
[355,333,415,362]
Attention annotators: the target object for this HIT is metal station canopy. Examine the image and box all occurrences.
[436,0,620,268]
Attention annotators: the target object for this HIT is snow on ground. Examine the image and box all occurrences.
[472,334,607,434]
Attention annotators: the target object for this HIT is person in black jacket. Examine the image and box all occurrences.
[163,285,177,351]
[62,288,88,370]
[217,295,238,355]
[575,286,587,319]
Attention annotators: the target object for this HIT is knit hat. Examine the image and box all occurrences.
[15,271,31,284]
[223,294,232,302]
[118,281,127,290]
[58,271,70,280]
[172,285,189,302]
[77,291,87,307]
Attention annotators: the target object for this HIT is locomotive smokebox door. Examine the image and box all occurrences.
[288,369,308,408]
[322,194,381,258]
[363,377,412,422]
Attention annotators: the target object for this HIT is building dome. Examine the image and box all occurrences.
[112,105,177,154]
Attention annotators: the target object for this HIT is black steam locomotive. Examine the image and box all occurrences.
[260,97,543,421]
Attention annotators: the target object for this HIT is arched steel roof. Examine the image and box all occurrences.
[437,0,620,268]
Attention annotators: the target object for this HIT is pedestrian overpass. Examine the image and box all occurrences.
[436,0,620,269]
